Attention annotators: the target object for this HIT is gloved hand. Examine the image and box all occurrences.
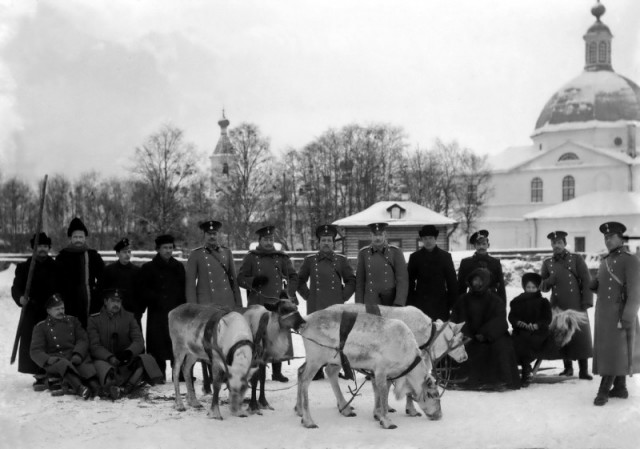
[116,350,133,365]
[70,354,82,365]
[252,275,269,289]
[475,334,485,342]
[516,321,526,329]
[46,356,60,366]
[108,356,121,367]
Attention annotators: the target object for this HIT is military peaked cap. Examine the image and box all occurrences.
[521,272,542,289]
[367,223,388,233]
[546,231,568,241]
[599,221,626,235]
[255,225,276,237]
[199,220,222,232]
[114,238,130,252]
[155,234,175,247]
[67,217,88,237]
[45,294,64,309]
[316,224,338,239]
[102,288,123,301]
[30,232,52,249]
[469,229,489,245]
[419,225,439,238]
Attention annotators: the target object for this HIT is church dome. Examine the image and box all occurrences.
[534,70,640,134]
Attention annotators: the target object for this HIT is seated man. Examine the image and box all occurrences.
[88,289,163,398]
[508,272,552,387]
[451,268,520,391]
[30,294,100,399]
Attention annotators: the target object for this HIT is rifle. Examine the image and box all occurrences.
[10,174,48,364]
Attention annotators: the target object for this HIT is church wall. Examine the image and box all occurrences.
[451,218,533,251]
[533,126,637,153]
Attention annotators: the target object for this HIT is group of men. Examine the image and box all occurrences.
[11,215,640,406]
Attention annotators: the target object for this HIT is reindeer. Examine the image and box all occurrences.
[168,304,258,419]
[295,309,442,429]
[240,298,305,413]
[327,304,467,417]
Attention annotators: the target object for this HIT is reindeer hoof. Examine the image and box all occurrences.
[303,422,319,429]
[378,419,397,430]
[175,404,186,412]
[405,409,422,417]
[207,410,223,420]
[259,402,274,411]
[388,407,396,413]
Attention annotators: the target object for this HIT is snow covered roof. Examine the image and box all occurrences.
[332,201,457,227]
[487,145,540,172]
[524,191,640,219]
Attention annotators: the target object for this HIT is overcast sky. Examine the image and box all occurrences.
[1,0,639,184]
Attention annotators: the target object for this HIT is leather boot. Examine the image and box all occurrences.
[609,376,628,399]
[594,376,614,406]
[271,362,289,382]
[521,363,532,387]
[578,359,593,380]
[559,359,573,376]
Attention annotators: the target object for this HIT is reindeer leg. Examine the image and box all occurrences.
[386,380,396,413]
[295,362,306,417]
[201,362,212,395]
[326,364,355,417]
[173,351,186,412]
[248,368,262,415]
[298,361,319,428]
[184,356,201,409]
[258,364,273,410]
[405,395,421,417]
[375,375,396,430]
[207,380,223,420]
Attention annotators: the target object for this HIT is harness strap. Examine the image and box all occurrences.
[339,312,358,381]
[226,340,254,366]
[418,322,439,350]
[388,355,422,381]
[365,303,381,316]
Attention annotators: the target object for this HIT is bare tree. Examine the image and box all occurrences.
[0,177,35,250]
[454,151,492,241]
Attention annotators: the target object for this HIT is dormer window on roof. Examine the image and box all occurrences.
[386,204,406,219]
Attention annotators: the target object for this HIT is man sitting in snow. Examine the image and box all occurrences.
[88,289,163,398]
[451,268,520,391]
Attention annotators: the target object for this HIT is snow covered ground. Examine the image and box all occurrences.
[1,264,639,449]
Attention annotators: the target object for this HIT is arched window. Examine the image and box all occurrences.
[558,152,579,161]
[531,177,543,203]
[222,162,229,175]
[588,42,597,64]
[562,175,575,201]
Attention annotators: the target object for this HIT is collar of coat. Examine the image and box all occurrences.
[604,246,626,259]
[553,250,569,261]
[370,244,389,254]
[250,247,288,257]
[317,250,335,260]
[152,253,177,265]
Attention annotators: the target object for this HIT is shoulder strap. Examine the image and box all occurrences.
[605,258,624,287]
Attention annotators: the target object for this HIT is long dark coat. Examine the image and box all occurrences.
[11,256,57,374]
[297,251,356,313]
[540,251,593,360]
[457,253,507,303]
[592,247,640,375]
[30,315,97,379]
[355,244,408,306]
[98,261,144,324]
[407,246,458,320]
[451,271,520,388]
[508,292,552,364]
[237,247,298,306]
[185,246,242,308]
[55,246,105,328]
[88,307,163,386]
[139,255,186,361]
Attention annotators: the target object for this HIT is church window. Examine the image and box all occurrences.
[222,162,229,175]
[588,42,597,64]
[562,176,575,201]
[531,177,543,203]
[558,152,579,161]
[598,41,608,63]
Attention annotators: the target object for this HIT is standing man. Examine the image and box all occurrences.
[540,231,593,379]
[55,217,105,328]
[11,232,57,389]
[186,220,242,308]
[591,222,640,406]
[355,222,408,307]
[139,234,186,380]
[407,225,458,321]
[238,225,298,382]
[457,230,507,303]
[98,238,143,329]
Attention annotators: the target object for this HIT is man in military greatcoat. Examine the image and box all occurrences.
[138,234,186,379]
[591,222,640,406]
[355,222,408,307]
[88,289,163,398]
[238,225,298,382]
[55,217,105,328]
[30,294,100,399]
[186,220,242,308]
[11,232,58,389]
[407,225,458,320]
[98,238,144,329]
[540,230,593,380]
[457,230,507,303]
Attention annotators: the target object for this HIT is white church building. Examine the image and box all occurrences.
[475,2,640,253]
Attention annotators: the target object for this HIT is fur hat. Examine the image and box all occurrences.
[521,272,542,289]
[154,234,175,247]
[30,232,52,249]
[67,217,88,237]
[419,225,439,238]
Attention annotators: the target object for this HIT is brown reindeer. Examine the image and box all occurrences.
[240,298,305,413]
[295,309,442,429]
[168,304,258,419]
[328,304,467,417]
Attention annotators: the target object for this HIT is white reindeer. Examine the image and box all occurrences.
[295,309,442,429]
[169,304,258,419]
[328,304,467,416]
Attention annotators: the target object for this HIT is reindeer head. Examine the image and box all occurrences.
[395,371,442,421]
[225,359,259,416]
[263,298,306,331]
